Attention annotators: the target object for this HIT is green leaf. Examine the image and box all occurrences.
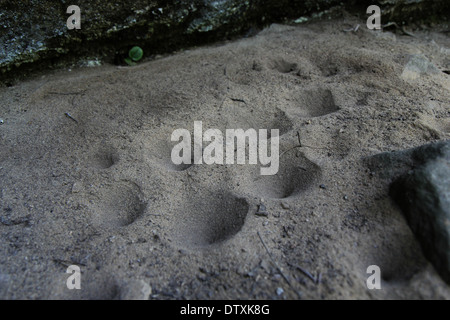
[129,46,143,62]
[124,58,136,66]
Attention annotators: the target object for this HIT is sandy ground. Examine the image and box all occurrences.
[0,16,449,300]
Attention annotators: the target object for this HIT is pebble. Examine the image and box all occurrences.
[343,195,348,200]
[320,184,326,189]
[119,279,152,300]
[276,287,284,296]
[260,260,270,272]
[71,183,82,193]
[255,204,268,217]
[0,118,3,125]
[236,266,246,275]
[255,211,268,217]
[281,202,290,210]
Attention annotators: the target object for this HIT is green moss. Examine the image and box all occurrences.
[1,0,449,84]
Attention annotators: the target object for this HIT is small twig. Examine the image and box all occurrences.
[382,22,415,37]
[297,130,302,146]
[343,24,360,32]
[381,22,397,29]
[257,231,302,298]
[0,216,30,226]
[298,130,326,149]
[288,262,321,285]
[302,144,326,150]
[400,26,415,37]
[280,145,301,158]
[280,130,326,158]
[64,112,78,123]
[230,98,246,104]
[280,130,303,157]
[48,90,86,96]
[280,130,324,157]
[53,258,86,267]
[296,265,316,283]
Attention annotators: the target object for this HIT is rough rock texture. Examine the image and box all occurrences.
[391,152,450,284]
[0,0,342,81]
[401,54,441,81]
[1,0,449,84]
[373,0,450,24]
[118,279,152,300]
[366,141,450,180]
[370,141,450,284]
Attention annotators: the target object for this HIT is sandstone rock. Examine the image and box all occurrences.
[2,0,448,84]
[387,141,450,284]
[366,140,450,180]
[401,54,440,81]
[119,279,152,300]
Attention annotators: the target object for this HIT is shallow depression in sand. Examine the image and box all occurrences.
[167,192,250,248]
[90,148,120,169]
[286,88,339,118]
[89,181,147,228]
[234,150,322,199]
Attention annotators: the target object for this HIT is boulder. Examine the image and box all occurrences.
[384,141,450,284]
[1,0,449,84]
[401,54,440,81]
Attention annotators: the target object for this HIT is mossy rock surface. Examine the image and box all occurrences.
[0,0,448,84]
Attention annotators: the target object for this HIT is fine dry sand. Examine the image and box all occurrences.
[0,16,449,299]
